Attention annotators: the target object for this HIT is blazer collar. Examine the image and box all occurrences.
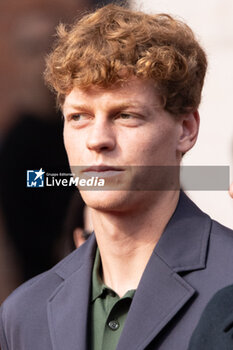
[47,191,212,350]
[155,191,211,272]
[47,234,97,350]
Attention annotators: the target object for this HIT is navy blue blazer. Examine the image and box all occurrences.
[1,192,233,350]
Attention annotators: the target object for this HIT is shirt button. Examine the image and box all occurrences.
[108,320,120,331]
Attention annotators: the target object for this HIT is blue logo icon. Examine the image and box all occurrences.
[27,169,45,188]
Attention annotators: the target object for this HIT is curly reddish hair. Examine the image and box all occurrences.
[44,4,207,115]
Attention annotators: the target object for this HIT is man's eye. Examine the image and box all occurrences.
[71,114,83,121]
[69,114,89,122]
[115,112,143,126]
[119,113,133,119]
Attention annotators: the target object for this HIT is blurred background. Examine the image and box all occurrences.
[0,0,232,303]
[0,0,122,303]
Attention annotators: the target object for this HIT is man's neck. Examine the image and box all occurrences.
[91,190,180,297]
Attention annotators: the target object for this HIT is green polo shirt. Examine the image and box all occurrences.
[90,248,135,350]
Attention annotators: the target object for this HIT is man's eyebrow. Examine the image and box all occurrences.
[63,103,92,112]
[63,102,157,113]
[111,102,152,111]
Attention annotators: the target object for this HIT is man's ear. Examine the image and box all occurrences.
[73,228,86,248]
[177,110,200,154]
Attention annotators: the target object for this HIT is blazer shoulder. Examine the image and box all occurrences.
[0,247,82,318]
[0,234,96,322]
[0,236,96,349]
[1,265,61,325]
[211,219,233,237]
[0,269,60,350]
[206,220,233,274]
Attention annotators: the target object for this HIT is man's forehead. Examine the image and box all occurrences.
[63,79,162,111]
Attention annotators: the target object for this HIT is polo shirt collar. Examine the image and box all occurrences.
[92,247,106,302]
[91,248,136,302]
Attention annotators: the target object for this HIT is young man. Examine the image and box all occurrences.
[0,5,233,350]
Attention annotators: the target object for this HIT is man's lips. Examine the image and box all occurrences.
[81,165,124,178]
[82,165,124,172]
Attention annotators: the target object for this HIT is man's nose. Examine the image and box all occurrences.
[86,119,116,153]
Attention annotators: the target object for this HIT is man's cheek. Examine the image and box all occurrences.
[63,140,76,164]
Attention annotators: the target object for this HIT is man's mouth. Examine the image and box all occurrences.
[81,165,124,178]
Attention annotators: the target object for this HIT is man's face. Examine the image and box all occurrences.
[63,78,183,212]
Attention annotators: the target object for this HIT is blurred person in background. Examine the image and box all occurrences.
[55,192,92,259]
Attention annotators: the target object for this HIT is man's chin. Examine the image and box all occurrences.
[79,190,133,212]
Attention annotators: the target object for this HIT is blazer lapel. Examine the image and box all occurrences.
[116,252,195,350]
[47,234,96,350]
[117,192,212,350]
